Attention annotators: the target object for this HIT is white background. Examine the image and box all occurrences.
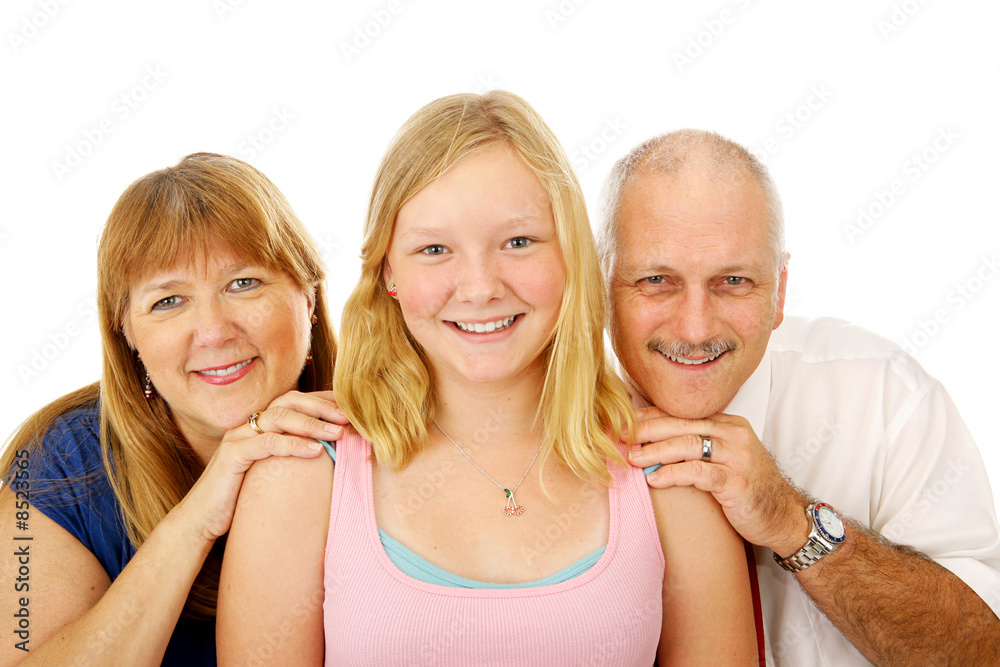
[2,0,998,503]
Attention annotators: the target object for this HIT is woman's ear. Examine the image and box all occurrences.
[306,282,317,317]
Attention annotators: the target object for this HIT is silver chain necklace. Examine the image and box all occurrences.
[433,420,543,517]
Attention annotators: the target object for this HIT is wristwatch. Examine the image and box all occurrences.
[773,502,847,573]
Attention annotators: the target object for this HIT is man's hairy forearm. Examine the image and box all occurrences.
[797,520,1000,666]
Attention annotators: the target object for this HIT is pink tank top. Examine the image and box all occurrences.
[323,432,665,665]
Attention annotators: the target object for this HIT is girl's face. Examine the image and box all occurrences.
[384,143,565,389]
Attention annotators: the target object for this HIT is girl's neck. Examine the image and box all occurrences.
[431,369,545,444]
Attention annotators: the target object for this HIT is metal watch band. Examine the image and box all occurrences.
[773,502,846,573]
[773,537,831,573]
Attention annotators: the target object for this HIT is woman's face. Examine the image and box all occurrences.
[384,143,566,388]
[127,248,314,447]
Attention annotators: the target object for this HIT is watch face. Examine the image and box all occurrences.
[814,504,846,543]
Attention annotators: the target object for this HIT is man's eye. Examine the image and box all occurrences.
[152,296,181,311]
[506,237,532,249]
[724,277,746,286]
[230,277,260,291]
[644,276,665,284]
[422,245,446,256]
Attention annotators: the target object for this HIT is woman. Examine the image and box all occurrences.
[218,92,756,665]
[0,153,346,665]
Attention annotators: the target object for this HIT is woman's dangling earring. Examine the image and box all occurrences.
[143,373,154,400]
[305,350,313,366]
[388,282,398,297]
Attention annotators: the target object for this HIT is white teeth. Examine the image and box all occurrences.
[665,352,722,366]
[456,316,515,333]
[199,359,252,376]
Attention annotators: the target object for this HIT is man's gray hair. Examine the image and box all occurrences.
[597,129,787,280]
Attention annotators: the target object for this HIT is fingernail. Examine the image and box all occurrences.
[628,445,642,459]
[325,423,342,436]
[307,441,322,451]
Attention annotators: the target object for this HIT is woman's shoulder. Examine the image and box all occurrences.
[29,400,104,478]
[240,440,337,508]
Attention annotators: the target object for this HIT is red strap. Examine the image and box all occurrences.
[745,540,767,666]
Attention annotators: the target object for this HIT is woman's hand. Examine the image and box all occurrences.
[175,390,349,544]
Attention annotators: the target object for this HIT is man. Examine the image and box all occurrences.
[599,130,1000,665]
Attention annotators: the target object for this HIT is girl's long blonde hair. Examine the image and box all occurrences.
[1,153,335,618]
[334,91,633,483]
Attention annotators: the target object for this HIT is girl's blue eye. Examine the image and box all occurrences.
[507,237,532,249]
[423,245,446,255]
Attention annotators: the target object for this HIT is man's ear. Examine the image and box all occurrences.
[773,254,789,330]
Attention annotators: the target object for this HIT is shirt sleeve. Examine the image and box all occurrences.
[22,406,132,578]
[872,378,1000,616]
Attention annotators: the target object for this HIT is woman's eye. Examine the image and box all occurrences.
[230,278,261,291]
[152,296,181,311]
[643,276,665,284]
[506,237,532,249]
[421,245,446,256]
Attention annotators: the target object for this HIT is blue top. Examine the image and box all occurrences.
[23,402,215,665]
[320,440,654,588]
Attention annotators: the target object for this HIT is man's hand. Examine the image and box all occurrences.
[628,406,810,556]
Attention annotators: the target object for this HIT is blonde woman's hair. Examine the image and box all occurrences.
[334,91,633,483]
[0,153,335,619]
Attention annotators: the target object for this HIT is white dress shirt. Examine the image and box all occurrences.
[724,316,1000,665]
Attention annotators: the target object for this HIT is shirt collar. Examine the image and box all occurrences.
[721,346,771,440]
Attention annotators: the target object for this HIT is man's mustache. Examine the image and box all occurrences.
[649,338,737,359]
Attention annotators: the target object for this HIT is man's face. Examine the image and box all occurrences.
[609,166,786,419]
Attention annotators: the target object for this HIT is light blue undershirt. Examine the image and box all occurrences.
[320,440,656,589]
